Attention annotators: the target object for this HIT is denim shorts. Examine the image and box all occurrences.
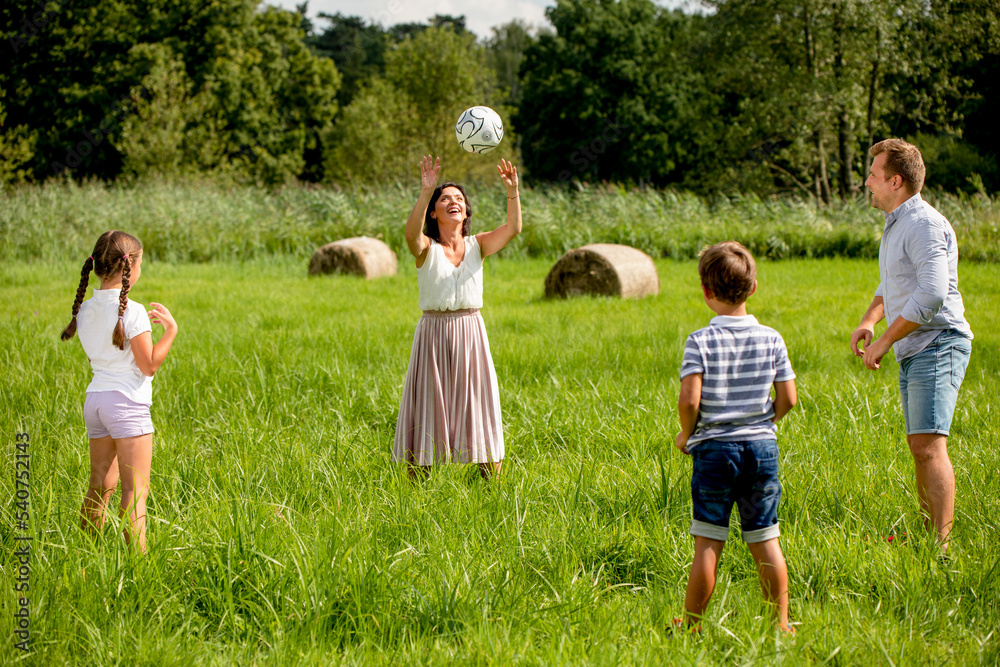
[899,329,972,436]
[690,439,781,543]
[84,391,154,440]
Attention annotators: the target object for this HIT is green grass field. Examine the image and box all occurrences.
[2,254,999,665]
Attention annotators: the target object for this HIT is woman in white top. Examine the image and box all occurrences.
[393,156,522,479]
[60,230,178,553]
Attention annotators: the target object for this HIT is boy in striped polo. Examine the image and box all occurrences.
[675,241,798,633]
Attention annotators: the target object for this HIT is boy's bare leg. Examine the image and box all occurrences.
[684,536,725,627]
[747,538,792,632]
[907,433,954,549]
[81,436,119,533]
[116,434,153,554]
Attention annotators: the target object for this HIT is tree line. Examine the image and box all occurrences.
[2,0,997,196]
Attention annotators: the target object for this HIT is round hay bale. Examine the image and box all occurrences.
[544,243,659,299]
[308,237,397,279]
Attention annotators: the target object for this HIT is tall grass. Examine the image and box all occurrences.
[1,256,998,664]
[3,180,998,264]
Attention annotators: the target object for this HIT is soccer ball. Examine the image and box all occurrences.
[455,106,504,154]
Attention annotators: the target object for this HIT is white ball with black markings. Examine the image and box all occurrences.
[455,106,504,154]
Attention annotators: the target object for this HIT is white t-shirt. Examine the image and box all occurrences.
[77,288,153,405]
[418,237,484,311]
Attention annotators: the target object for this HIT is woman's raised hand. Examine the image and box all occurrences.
[497,159,518,197]
[477,158,523,259]
[420,155,441,192]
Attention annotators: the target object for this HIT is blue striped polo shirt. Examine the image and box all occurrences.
[680,314,795,448]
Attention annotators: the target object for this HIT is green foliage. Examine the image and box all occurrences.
[327,27,518,186]
[0,1,339,185]
[304,12,481,112]
[323,78,419,185]
[3,0,999,193]
[307,12,388,110]
[1,257,999,662]
[514,0,1000,196]
[687,1,908,198]
[485,20,538,109]
[0,86,35,186]
[952,2,1000,191]
[2,0,152,180]
[113,44,207,180]
[888,1,997,137]
[162,4,341,185]
[383,27,490,159]
[911,132,998,194]
[517,0,699,184]
[3,181,999,265]
[693,0,1000,197]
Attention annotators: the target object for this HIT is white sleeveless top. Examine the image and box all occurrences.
[418,237,484,311]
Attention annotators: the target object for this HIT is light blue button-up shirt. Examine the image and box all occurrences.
[875,193,973,361]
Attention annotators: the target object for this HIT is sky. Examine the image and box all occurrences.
[269,0,698,38]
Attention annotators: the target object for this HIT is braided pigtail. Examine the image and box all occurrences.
[60,256,94,341]
[111,254,131,350]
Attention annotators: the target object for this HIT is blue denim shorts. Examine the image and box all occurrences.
[690,439,781,543]
[899,330,972,436]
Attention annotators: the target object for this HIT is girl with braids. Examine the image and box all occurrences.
[60,231,177,553]
[393,156,521,480]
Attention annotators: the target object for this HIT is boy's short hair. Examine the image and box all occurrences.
[698,241,757,305]
[869,138,926,193]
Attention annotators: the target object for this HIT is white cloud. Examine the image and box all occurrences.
[267,0,695,38]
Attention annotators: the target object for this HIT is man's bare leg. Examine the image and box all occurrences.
[907,433,954,549]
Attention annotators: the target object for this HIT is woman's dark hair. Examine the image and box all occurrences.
[424,182,472,241]
[61,230,143,350]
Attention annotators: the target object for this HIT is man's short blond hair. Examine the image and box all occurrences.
[869,138,926,193]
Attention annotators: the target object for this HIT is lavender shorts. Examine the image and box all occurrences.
[84,391,154,439]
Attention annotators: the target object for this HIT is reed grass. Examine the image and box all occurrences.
[3,180,998,264]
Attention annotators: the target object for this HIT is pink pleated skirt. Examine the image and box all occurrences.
[393,309,505,466]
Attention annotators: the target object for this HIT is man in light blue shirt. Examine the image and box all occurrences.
[850,138,973,552]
